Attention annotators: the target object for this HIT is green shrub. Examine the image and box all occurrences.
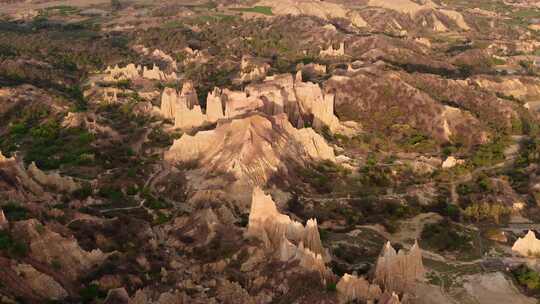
[513,265,540,293]
[2,203,29,221]
[80,284,106,303]
[421,220,473,253]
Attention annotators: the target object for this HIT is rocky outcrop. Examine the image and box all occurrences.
[160,83,206,130]
[143,64,178,81]
[374,241,425,293]
[135,46,178,70]
[12,219,109,280]
[473,76,540,101]
[379,292,402,304]
[0,209,8,230]
[245,74,300,125]
[239,56,270,82]
[512,230,540,257]
[442,156,465,168]
[105,63,141,81]
[246,73,358,134]
[367,0,469,31]
[206,88,225,123]
[258,0,367,28]
[105,63,177,81]
[294,73,342,132]
[222,89,265,119]
[326,72,493,146]
[336,273,382,303]
[248,187,331,278]
[320,42,345,57]
[103,288,130,304]
[27,162,80,193]
[0,152,50,202]
[165,114,335,186]
[12,263,67,300]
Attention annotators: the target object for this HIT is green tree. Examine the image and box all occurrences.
[111,0,122,10]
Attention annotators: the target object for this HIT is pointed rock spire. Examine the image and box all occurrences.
[0,209,8,230]
[512,230,540,257]
[374,241,425,293]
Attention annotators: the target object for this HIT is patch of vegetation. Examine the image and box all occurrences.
[471,136,510,167]
[231,6,273,16]
[79,283,107,304]
[420,220,479,260]
[2,203,30,221]
[298,160,351,194]
[0,230,29,258]
[462,202,511,224]
[513,265,540,296]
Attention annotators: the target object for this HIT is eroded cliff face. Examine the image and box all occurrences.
[473,76,540,101]
[512,230,540,257]
[326,71,493,146]
[105,63,177,82]
[257,0,367,28]
[12,219,109,281]
[11,263,68,300]
[336,273,382,303]
[247,187,332,279]
[165,114,335,187]
[0,152,80,202]
[374,241,425,293]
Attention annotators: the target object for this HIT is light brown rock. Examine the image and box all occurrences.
[512,230,540,257]
[336,273,382,303]
[12,219,109,280]
[12,263,68,300]
[27,162,80,193]
[374,241,425,293]
[165,114,335,186]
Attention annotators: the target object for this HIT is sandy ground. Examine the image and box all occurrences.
[463,272,536,304]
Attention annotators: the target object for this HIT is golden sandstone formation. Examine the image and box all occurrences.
[336,274,382,303]
[239,55,270,82]
[12,219,109,281]
[257,0,367,28]
[161,73,357,134]
[512,230,540,257]
[0,151,80,202]
[374,241,425,293]
[105,63,177,82]
[164,114,335,186]
[320,42,346,58]
[248,188,416,303]
[0,209,8,230]
[247,187,331,279]
[11,263,68,300]
[160,82,213,129]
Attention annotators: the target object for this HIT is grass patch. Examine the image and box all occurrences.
[231,6,273,16]
[420,220,482,261]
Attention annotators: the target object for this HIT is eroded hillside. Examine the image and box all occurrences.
[1,0,540,303]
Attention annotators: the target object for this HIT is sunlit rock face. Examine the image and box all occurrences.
[336,273,382,303]
[12,263,68,300]
[512,230,540,257]
[0,208,8,230]
[165,114,335,186]
[320,42,345,58]
[12,219,109,280]
[105,63,177,82]
[0,151,80,202]
[256,0,367,27]
[247,187,332,278]
[27,162,80,193]
[160,83,206,130]
[374,241,425,293]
